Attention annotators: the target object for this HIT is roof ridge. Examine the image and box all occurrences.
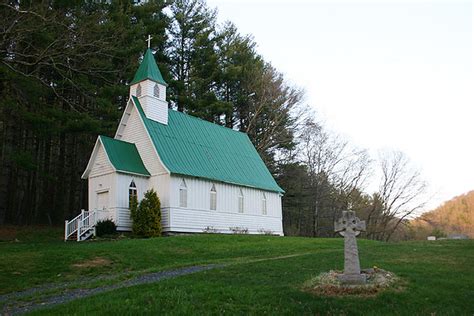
[169,109,248,136]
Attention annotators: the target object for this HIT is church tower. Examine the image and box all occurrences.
[129,48,168,125]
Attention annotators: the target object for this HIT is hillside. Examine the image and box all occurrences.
[1,230,474,314]
[411,190,474,238]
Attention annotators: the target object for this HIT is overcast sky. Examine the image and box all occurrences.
[207,0,473,210]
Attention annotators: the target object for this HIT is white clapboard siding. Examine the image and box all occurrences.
[130,80,168,124]
[88,173,116,222]
[169,175,283,235]
[169,208,283,235]
[130,80,167,102]
[149,174,171,208]
[119,105,167,175]
[89,144,114,178]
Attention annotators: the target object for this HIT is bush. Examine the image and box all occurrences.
[95,219,117,237]
[130,189,162,237]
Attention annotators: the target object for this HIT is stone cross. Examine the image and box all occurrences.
[146,34,153,48]
[335,210,367,284]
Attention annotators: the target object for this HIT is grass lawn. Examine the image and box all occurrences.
[1,227,473,315]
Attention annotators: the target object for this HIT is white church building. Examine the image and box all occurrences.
[65,47,284,240]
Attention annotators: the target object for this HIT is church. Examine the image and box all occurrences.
[71,45,284,239]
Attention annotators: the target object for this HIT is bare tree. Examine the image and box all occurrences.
[367,151,428,241]
[298,118,371,237]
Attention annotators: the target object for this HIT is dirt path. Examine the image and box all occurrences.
[1,265,221,315]
[1,252,315,315]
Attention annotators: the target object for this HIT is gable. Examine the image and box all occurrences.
[82,136,150,179]
[131,96,284,193]
[88,141,114,178]
[100,136,150,176]
[116,100,168,175]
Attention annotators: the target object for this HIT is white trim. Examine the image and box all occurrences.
[95,188,110,194]
[88,171,116,179]
[116,170,150,178]
[130,96,171,174]
[114,99,134,140]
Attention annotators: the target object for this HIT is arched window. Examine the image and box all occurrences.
[136,84,142,97]
[262,193,267,215]
[154,84,160,98]
[210,184,217,211]
[179,179,187,208]
[238,189,244,213]
[129,180,137,207]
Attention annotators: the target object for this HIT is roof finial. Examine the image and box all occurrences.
[146,34,153,49]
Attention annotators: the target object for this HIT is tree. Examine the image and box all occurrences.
[297,118,371,237]
[167,0,218,112]
[0,1,167,225]
[130,189,162,237]
[366,151,428,241]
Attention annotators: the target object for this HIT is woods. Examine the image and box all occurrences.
[0,0,427,241]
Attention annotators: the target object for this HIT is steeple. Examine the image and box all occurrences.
[131,48,167,86]
[130,41,168,125]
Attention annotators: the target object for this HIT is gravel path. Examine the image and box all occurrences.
[1,264,222,315]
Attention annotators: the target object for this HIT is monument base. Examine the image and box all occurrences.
[337,273,367,285]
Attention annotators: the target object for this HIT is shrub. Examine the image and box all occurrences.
[95,219,117,237]
[229,226,249,234]
[130,189,162,237]
[203,226,220,234]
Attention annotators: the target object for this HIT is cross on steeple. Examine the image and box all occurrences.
[146,34,153,48]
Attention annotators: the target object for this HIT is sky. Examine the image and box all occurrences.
[207,0,473,211]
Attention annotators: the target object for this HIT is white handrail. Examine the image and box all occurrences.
[65,208,111,241]
[64,210,84,240]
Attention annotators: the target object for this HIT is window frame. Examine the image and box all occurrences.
[210,184,217,211]
[136,84,142,97]
[238,189,244,213]
[129,180,137,208]
[262,193,267,215]
[179,179,188,208]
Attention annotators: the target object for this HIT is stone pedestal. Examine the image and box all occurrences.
[337,273,367,285]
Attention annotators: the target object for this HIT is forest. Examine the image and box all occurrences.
[409,191,474,239]
[0,0,428,241]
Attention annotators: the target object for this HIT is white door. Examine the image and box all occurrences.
[97,191,109,210]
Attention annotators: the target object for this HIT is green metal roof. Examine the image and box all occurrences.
[131,96,283,193]
[131,48,167,86]
[100,135,150,176]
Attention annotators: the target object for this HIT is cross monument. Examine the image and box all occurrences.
[334,210,367,284]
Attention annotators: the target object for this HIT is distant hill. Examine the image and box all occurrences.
[411,191,474,239]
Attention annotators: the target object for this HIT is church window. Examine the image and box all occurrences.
[238,189,244,213]
[210,184,217,210]
[262,193,267,215]
[179,179,187,208]
[136,84,142,97]
[129,180,137,207]
[154,84,160,98]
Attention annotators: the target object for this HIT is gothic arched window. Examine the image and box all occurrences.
[136,84,142,97]
[153,84,160,98]
[262,193,267,215]
[129,180,137,207]
[238,189,244,213]
[179,179,187,208]
[210,184,217,210]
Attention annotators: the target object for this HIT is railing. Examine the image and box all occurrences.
[64,209,110,241]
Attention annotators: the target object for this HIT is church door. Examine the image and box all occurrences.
[97,191,109,211]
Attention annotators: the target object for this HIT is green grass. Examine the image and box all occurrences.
[1,227,473,315]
